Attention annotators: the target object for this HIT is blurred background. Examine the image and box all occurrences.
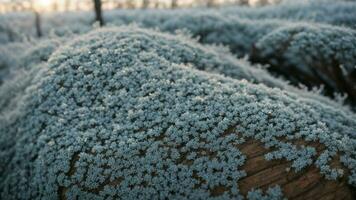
[0,0,282,13]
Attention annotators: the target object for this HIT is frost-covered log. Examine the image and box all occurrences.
[112,15,356,106]
[222,0,356,29]
[250,24,356,105]
[0,42,31,84]
[0,38,62,122]
[105,12,283,57]
[1,28,355,200]
[0,38,62,85]
[0,13,40,44]
[115,15,356,106]
[0,27,351,121]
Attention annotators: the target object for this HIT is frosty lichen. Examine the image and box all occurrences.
[0,27,355,199]
[246,186,284,200]
[0,42,29,84]
[251,23,356,105]
[222,0,356,29]
[0,38,63,123]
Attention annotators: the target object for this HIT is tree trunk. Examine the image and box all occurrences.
[93,0,104,26]
[207,0,216,7]
[238,0,249,5]
[34,11,42,38]
[142,0,150,9]
[126,0,135,9]
[65,0,70,11]
[171,0,178,9]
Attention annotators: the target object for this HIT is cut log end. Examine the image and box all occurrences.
[238,139,355,200]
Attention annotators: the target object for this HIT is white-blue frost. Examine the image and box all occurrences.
[0,27,355,200]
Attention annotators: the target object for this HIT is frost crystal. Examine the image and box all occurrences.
[0,27,355,199]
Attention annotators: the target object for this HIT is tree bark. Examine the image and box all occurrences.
[34,11,42,38]
[93,0,104,26]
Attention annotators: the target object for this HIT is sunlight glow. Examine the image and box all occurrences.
[34,0,54,12]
